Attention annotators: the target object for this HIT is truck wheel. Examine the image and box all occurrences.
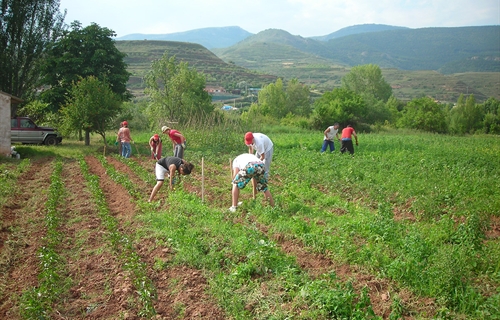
[45,136,57,146]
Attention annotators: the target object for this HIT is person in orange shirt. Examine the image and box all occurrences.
[340,125,358,156]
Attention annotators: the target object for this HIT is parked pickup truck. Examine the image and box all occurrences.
[11,117,63,145]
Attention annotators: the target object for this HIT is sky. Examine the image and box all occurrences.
[58,0,500,38]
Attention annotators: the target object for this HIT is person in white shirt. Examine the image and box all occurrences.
[244,132,273,174]
[229,153,274,212]
[321,123,340,153]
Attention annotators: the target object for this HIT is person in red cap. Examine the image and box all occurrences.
[149,133,162,160]
[116,121,133,158]
[244,132,274,175]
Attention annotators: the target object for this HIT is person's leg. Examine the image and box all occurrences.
[174,144,184,158]
[148,180,164,202]
[347,140,354,155]
[320,140,328,153]
[329,140,335,152]
[263,190,275,207]
[231,184,240,207]
[340,140,346,154]
[124,143,132,158]
[264,147,273,175]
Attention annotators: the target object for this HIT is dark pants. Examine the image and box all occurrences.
[340,139,354,155]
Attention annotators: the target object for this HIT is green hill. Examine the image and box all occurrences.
[114,40,277,98]
[215,26,500,72]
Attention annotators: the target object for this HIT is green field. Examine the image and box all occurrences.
[1,128,499,319]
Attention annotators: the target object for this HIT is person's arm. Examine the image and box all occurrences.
[336,131,340,141]
[168,163,177,190]
[174,133,186,143]
[353,131,358,145]
[323,127,330,139]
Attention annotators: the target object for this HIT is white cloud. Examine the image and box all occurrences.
[59,0,500,37]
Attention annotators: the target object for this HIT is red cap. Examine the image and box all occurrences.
[122,121,128,126]
[153,134,159,140]
[244,132,253,145]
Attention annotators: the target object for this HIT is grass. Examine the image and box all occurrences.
[3,125,499,319]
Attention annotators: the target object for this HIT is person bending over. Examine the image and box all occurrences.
[148,156,194,202]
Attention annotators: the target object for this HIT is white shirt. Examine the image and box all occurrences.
[232,153,261,169]
[252,133,273,154]
[324,126,338,140]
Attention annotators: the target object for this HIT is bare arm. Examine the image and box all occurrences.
[168,163,177,189]
[323,128,330,139]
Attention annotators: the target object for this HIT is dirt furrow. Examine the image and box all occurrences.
[48,159,138,319]
[86,155,226,319]
[0,158,54,318]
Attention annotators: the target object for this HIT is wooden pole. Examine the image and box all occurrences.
[201,157,204,203]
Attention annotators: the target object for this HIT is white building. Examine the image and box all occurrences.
[0,91,23,157]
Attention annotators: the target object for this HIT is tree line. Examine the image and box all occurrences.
[244,64,500,135]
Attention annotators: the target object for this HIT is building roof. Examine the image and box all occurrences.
[0,90,23,103]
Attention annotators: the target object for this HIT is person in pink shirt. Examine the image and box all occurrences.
[161,126,186,159]
[116,121,133,158]
[340,125,358,156]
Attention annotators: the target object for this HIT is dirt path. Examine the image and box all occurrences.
[0,158,53,318]
[52,159,138,319]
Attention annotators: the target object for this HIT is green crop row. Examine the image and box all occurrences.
[20,159,69,319]
[78,157,156,317]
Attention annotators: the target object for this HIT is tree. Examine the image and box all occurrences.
[398,97,448,133]
[40,21,131,113]
[252,78,310,120]
[310,88,366,130]
[60,76,122,145]
[341,64,392,103]
[0,0,65,101]
[144,52,213,127]
[480,97,500,134]
[286,78,311,117]
[449,94,483,134]
[258,78,287,119]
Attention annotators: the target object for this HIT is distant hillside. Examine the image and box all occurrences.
[116,26,253,49]
[323,26,500,72]
[214,26,500,73]
[114,40,277,97]
[311,23,409,41]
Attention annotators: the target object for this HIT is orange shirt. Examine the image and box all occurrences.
[341,127,355,139]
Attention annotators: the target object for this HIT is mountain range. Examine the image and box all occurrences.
[116,24,407,49]
[117,24,500,73]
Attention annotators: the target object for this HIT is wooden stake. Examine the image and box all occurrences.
[229,158,232,180]
[201,157,204,203]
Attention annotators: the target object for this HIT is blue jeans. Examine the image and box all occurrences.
[321,140,335,153]
[121,142,131,158]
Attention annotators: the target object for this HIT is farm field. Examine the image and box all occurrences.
[1,129,499,319]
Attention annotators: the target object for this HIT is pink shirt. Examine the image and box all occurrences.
[118,127,132,142]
